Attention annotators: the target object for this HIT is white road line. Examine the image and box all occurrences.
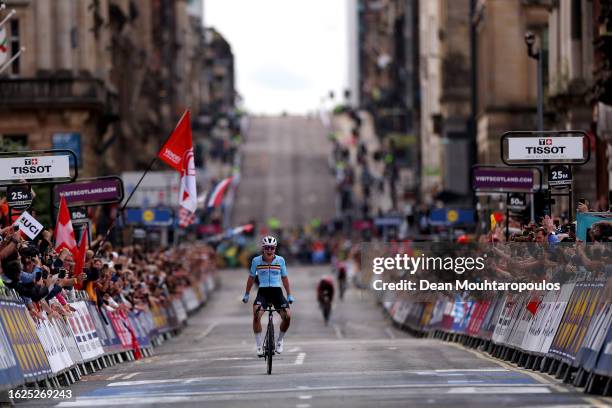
[294,352,306,365]
[60,383,558,407]
[289,347,301,353]
[296,404,311,408]
[333,324,343,339]
[196,322,218,340]
[385,327,396,339]
[106,373,125,381]
[122,372,140,380]
[448,386,551,394]
[298,395,312,400]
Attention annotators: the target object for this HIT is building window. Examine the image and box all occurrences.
[571,0,582,40]
[9,19,19,75]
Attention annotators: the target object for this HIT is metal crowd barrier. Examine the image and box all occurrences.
[0,275,217,399]
[380,278,612,396]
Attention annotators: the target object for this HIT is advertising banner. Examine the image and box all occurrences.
[472,168,534,191]
[67,301,104,361]
[55,177,124,207]
[508,137,584,161]
[549,282,604,363]
[540,283,575,354]
[575,302,612,372]
[0,301,51,381]
[34,314,74,374]
[0,155,70,182]
[0,303,23,389]
[594,322,612,377]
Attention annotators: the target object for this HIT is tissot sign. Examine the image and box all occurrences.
[0,155,71,181]
[507,137,583,161]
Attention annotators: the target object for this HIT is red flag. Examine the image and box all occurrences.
[54,196,77,255]
[73,231,88,288]
[157,110,193,173]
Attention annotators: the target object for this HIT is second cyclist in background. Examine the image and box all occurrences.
[317,276,334,325]
[336,263,347,301]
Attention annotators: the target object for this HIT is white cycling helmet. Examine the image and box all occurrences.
[262,235,277,247]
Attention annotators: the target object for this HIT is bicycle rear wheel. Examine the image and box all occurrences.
[266,321,274,374]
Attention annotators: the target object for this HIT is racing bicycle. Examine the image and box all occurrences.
[257,305,286,375]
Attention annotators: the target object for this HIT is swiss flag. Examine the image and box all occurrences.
[73,231,88,289]
[157,110,193,173]
[54,196,77,255]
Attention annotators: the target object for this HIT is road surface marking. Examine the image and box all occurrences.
[59,383,558,406]
[333,324,343,339]
[106,373,125,381]
[296,404,311,408]
[294,352,306,365]
[444,342,568,393]
[122,372,140,380]
[583,397,612,408]
[196,322,218,340]
[289,347,301,353]
[448,386,551,394]
[298,395,312,400]
[385,327,396,339]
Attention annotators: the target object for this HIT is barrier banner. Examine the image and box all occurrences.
[467,301,490,337]
[0,301,51,381]
[34,314,74,374]
[550,282,604,363]
[540,283,575,354]
[87,303,122,354]
[150,302,169,333]
[420,302,434,329]
[576,302,612,373]
[522,290,558,353]
[479,294,506,340]
[451,297,473,333]
[428,299,447,329]
[105,310,132,350]
[492,295,518,344]
[594,320,612,377]
[172,299,188,324]
[68,301,104,361]
[165,302,180,330]
[508,293,540,349]
[440,301,454,331]
[127,311,151,349]
[181,288,199,312]
[55,318,83,365]
[0,301,23,390]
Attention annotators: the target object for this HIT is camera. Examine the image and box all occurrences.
[58,268,67,279]
[524,31,535,46]
[12,224,19,232]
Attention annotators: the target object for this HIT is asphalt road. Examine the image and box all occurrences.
[230,115,336,228]
[25,265,610,408]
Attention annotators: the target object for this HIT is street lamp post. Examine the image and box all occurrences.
[525,31,545,219]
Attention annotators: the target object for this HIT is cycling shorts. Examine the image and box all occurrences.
[254,287,289,310]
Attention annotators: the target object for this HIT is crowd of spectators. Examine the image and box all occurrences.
[0,226,216,324]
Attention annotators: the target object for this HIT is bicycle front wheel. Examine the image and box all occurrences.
[266,322,274,374]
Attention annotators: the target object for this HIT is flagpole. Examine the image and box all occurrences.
[93,110,189,256]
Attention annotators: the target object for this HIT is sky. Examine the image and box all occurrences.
[204,0,349,115]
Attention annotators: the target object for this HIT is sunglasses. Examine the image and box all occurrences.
[263,246,276,251]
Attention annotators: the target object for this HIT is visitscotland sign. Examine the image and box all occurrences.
[508,137,583,161]
[0,155,71,181]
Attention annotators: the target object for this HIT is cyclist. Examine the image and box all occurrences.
[242,236,294,356]
[337,263,347,301]
[317,275,334,325]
